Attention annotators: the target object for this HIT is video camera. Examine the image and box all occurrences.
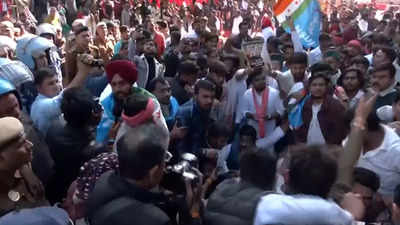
[166,153,199,181]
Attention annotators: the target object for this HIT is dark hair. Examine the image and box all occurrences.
[196,55,208,70]
[239,125,257,143]
[289,145,338,198]
[238,22,249,29]
[308,73,330,87]
[207,122,230,139]
[136,30,152,43]
[178,60,199,77]
[353,167,380,192]
[194,79,215,94]
[120,25,129,33]
[156,21,167,29]
[147,76,168,92]
[34,67,57,86]
[204,32,219,43]
[116,123,168,180]
[170,30,181,43]
[338,68,365,88]
[240,151,277,189]
[169,25,180,32]
[111,54,129,61]
[61,87,96,128]
[310,62,334,76]
[208,60,228,76]
[371,62,396,78]
[270,53,284,64]
[282,43,294,51]
[375,46,397,63]
[74,26,89,36]
[287,52,308,66]
[106,21,115,29]
[123,93,149,117]
[267,36,281,48]
[371,33,389,45]
[319,33,332,42]
[350,55,370,68]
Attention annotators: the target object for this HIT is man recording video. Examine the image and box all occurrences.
[87,122,203,225]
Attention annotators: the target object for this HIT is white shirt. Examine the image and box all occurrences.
[267,76,278,90]
[358,19,369,33]
[254,194,353,225]
[217,127,285,174]
[356,124,400,197]
[277,70,295,95]
[291,31,322,66]
[30,92,63,137]
[236,87,285,139]
[307,104,326,145]
[231,16,243,36]
[221,71,248,123]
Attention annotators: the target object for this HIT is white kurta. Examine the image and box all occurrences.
[307,104,326,145]
[236,86,285,139]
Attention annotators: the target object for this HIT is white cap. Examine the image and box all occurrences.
[36,23,56,36]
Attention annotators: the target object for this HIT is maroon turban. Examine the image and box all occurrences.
[105,60,138,84]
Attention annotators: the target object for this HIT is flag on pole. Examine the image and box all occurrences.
[273,0,321,48]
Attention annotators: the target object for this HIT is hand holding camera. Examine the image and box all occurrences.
[78,53,104,67]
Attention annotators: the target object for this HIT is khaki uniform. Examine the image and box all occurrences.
[0,176,48,217]
[65,43,100,85]
[94,37,114,65]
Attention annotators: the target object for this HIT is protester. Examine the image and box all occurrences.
[336,68,365,109]
[0,1,399,224]
[45,87,106,204]
[167,60,199,105]
[175,79,216,157]
[148,76,179,130]
[236,69,284,144]
[295,65,347,145]
[30,56,92,136]
[87,122,200,225]
[371,63,398,110]
[205,150,277,225]
[96,59,138,143]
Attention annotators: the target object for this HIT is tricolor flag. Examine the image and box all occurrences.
[273,0,321,48]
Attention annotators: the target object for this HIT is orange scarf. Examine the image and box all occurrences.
[252,87,269,138]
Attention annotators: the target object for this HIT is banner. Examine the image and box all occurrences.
[273,0,321,48]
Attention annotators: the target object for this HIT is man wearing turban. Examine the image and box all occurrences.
[96,59,166,144]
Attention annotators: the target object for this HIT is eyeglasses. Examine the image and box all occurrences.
[164,151,172,162]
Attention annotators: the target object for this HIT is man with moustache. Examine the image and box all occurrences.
[370,63,399,111]
[96,60,139,144]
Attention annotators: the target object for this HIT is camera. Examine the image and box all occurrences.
[79,53,104,67]
[166,153,198,180]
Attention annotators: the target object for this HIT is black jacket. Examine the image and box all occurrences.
[45,120,106,204]
[204,179,271,225]
[87,171,171,225]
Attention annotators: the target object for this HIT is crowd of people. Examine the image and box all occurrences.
[0,0,400,224]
